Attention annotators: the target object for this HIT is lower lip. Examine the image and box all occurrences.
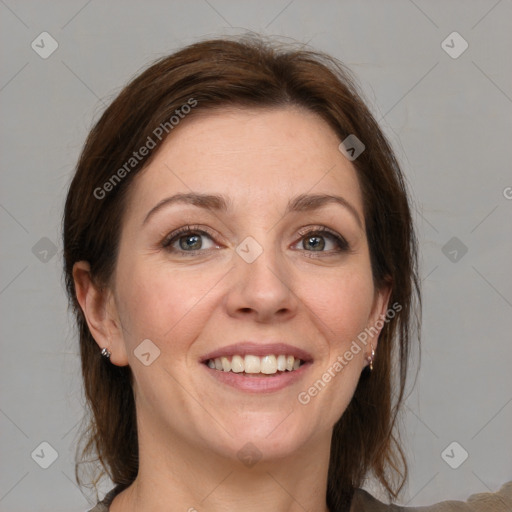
[202,363,312,393]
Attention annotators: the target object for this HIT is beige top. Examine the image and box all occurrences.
[87,481,512,511]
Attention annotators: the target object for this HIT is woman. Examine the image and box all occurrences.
[63,36,511,511]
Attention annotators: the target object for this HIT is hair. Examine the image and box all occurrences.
[63,35,420,510]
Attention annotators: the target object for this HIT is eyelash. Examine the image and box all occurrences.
[161,224,349,257]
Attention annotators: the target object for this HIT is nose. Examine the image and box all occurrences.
[224,243,299,323]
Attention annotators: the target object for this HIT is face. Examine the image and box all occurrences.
[103,107,389,463]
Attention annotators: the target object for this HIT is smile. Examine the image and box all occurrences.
[200,342,313,392]
[205,354,305,375]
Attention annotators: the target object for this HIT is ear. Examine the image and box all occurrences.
[73,261,129,366]
[367,281,393,352]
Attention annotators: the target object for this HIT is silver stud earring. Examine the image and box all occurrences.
[100,347,111,359]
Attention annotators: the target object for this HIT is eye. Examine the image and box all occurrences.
[162,225,219,253]
[161,225,349,256]
[294,227,349,254]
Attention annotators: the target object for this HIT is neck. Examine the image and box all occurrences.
[110,426,332,512]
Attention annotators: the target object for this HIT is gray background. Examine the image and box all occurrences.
[1,1,511,510]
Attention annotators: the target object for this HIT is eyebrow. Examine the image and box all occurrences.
[143,192,363,228]
[143,193,230,225]
[288,193,363,229]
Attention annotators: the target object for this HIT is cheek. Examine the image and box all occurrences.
[295,269,375,427]
[115,259,223,345]
[303,265,375,346]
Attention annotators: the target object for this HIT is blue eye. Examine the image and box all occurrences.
[162,226,217,253]
[161,225,349,257]
[296,228,349,253]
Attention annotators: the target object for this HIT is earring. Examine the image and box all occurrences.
[367,344,375,371]
[100,347,111,359]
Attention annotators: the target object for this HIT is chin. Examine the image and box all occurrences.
[204,414,314,463]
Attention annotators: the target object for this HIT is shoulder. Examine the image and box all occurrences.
[350,481,512,512]
[85,482,512,512]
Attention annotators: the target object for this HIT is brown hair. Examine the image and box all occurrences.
[63,35,420,510]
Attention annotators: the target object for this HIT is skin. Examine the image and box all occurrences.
[74,107,391,512]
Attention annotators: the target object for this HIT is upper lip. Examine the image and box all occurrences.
[200,342,314,363]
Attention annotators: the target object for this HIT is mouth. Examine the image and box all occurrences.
[200,342,313,392]
[204,354,306,376]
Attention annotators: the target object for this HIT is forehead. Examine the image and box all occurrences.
[127,107,363,220]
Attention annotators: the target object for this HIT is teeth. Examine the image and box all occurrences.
[207,354,304,375]
[231,354,244,373]
[244,355,260,374]
[260,355,277,374]
[221,356,231,372]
